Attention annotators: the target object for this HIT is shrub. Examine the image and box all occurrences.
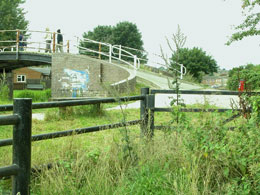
[227,64,260,90]
[0,84,9,101]
[14,89,51,102]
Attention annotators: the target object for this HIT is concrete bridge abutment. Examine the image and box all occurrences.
[51,53,136,98]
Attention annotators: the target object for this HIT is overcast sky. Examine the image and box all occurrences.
[22,0,260,70]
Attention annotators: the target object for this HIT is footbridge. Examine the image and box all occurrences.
[0,30,142,98]
[0,30,140,71]
[0,30,188,98]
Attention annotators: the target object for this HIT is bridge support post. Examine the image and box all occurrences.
[6,72,13,100]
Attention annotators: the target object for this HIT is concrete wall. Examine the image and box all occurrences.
[51,53,135,98]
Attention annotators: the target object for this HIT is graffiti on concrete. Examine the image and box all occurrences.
[59,68,89,97]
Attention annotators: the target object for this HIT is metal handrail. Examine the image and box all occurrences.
[75,37,139,70]
[112,44,187,79]
[111,45,140,69]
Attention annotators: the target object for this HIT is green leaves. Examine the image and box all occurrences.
[0,0,29,42]
[227,64,260,90]
[227,1,260,45]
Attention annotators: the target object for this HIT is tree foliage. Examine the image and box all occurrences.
[170,47,218,82]
[80,21,147,61]
[112,22,144,50]
[79,25,113,57]
[227,0,260,45]
[0,0,29,46]
[227,63,260,90]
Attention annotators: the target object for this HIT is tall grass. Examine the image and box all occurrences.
[0,89,259,194]
[3,110,253,194]
[26,112,259,194]
[0,85,9,104]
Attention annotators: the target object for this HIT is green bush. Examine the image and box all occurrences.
[14,89,51,102]
[227,64,260,90]
[0,84,9,101]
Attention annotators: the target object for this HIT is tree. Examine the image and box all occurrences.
[0,0,29,46]
[80,21,147,61]
[170,47,218,82]
[112,21,146,60]
[226,0,260,45]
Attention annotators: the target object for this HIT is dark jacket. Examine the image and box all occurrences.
[19,34,23,46]
[57,34,63,44]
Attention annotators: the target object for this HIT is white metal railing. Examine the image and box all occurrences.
[111,44,186,79]
[111,45,140,69]
[76,37,139,70]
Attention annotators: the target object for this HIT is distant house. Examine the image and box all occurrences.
[201,70,229,88]
[13,67,51,90]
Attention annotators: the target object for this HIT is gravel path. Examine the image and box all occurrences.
[137,70,202,90]
[32,113,45,120]
[107,94,239,110]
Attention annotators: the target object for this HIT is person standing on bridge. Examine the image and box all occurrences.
[44,27,52,53]
[18,33,24,51]
[56,29,63,53]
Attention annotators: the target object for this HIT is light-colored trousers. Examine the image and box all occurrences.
[45,40,52,53]
[56,42,63,53]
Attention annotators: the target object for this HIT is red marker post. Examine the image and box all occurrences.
[238,80,245,91]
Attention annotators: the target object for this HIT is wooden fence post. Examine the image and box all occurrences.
[52,32,56,53]
[140,88,149,137]
[16,30,20,52]
[148,94,155,138]
[67,40,70,53]
[12,98,32,195]
[98,43,101,59]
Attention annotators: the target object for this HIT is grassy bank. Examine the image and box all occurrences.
[0,103,259,194]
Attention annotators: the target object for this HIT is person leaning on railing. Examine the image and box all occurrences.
[19,33,24,51]
[56,29,63,53]
[45,27,52,53]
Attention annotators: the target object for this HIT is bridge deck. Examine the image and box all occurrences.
[0,52,51,72]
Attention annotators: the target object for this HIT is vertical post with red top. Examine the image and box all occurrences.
[238,79,245,91]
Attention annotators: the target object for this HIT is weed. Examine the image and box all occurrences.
[0,74,9,101]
